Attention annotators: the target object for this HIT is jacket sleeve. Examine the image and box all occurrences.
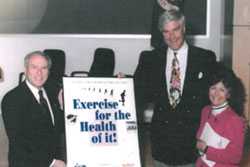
[1,92,35,165]
[134,50,156,124]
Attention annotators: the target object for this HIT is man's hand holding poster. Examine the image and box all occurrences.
[63,77,141,167]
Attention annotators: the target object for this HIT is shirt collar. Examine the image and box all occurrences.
[168,41,188,55]
[25,80,45,101]
[212,101,229,114]
[209,105,232,122]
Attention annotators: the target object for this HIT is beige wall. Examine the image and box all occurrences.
[233,0,250,120]
[0,116,8,167]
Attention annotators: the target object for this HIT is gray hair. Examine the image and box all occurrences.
[158,9,185,32]
[24,51,52,69]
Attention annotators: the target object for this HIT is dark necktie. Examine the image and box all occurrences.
[169,52,181,108]
[38,90,53,123]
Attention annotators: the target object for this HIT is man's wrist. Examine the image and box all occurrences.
[49,159,56,167]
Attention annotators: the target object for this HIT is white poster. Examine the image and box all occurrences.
[63,77,141,167]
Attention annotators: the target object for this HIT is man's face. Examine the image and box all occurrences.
[162,20,185,50]
[25,54,49,88]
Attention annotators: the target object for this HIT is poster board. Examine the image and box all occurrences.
[63,77,141,167]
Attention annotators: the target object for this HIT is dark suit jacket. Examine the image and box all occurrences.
[134,44,217,165]
[1,81,65,167]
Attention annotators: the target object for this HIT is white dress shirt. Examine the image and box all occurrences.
[25,80,55,125]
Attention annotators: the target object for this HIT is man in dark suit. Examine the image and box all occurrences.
[134,9,217,167]
[2,51,66,167]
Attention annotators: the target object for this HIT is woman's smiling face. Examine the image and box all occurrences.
[209,81,230,106]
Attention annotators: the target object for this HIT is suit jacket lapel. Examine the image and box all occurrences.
[45,88,57,119]
[158,47,172,106]
[181,46,198,102]
[22,82,40,105]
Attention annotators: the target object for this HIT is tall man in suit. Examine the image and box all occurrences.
[2,51,66,167]
[134,9,217,167]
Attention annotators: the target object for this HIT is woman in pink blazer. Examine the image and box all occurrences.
[196,63,246,167]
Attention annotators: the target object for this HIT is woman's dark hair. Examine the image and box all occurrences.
[209,62,246,116]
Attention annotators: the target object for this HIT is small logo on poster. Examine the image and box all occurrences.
[119,90,126,106]
[126,121,137,131]
[67,114,77,124]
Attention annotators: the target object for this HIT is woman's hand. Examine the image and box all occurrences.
[116,72,126,78]
[196,139,208,153]
[52,159,66,167]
